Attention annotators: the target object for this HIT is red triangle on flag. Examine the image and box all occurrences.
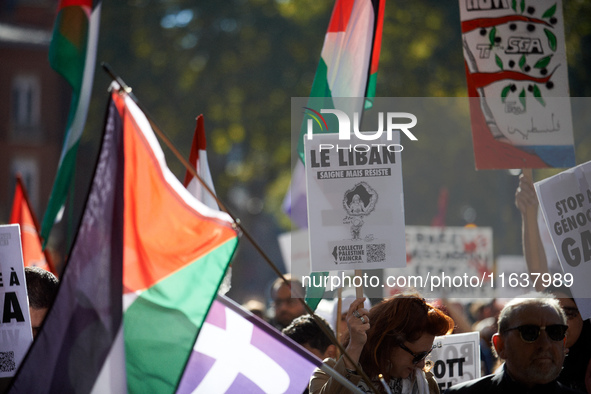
[10,175,56,275]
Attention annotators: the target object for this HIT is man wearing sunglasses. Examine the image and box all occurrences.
[445,294,581,393]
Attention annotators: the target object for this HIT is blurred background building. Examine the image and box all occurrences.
[0,0,68,253]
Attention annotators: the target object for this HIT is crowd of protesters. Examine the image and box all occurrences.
[257,276,591,394]
[21,263,591,393]
[237,177,591,393]
[18,174,591,394]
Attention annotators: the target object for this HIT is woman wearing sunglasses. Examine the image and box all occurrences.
[310,293,454,394]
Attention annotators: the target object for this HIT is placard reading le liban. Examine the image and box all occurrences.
[0,224,33,378]
[304,132,406,272]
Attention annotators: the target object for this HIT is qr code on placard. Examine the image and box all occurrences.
[367,244,386,263]
[0,351,15,372]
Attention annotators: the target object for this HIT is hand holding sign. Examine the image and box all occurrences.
[535,160,591,319]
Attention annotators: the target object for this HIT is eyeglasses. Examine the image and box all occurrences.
[399,343,433,364]
[504,324,568,343]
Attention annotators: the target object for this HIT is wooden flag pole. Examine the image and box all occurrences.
[335,286,343,359]
[354,269,364,298]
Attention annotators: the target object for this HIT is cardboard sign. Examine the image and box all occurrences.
[537,210,563,274]
[495,255,534,299]
[430,332,481,391]
[278,229,310,276]
[304,132,406,272]
[535,161,591,319]
[459,0,575,169]
[0,224,33,378]
[383,226,494,299]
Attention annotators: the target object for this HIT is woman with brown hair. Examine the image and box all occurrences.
[310,293,454,394]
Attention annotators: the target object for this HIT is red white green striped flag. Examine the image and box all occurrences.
[40,0,102,247]
[114,87,238,393]
[183,114,219,211]
[296,0,385,162]
[287,0,385,309]
[288,0,385,224]
[9,83,238,393]
[182,114,235,295]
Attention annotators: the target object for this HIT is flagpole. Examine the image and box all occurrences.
[353,0,383,303]
[320,363,364,393]
[101,63,380,393]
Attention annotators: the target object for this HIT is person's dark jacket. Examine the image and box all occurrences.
[444,365,583,394]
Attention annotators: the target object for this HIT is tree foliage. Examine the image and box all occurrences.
[79,0,591,301]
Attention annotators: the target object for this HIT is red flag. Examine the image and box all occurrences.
[9,175,55,274]
[431,187,449,227]
[183,114,219,211]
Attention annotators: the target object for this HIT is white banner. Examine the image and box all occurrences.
[0,224,33,378]
[278,229,310,275]
[495,255,533,299]
[383,226,494,298]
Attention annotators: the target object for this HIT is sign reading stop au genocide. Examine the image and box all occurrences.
[535,160,591,320]
[304,131,406,272]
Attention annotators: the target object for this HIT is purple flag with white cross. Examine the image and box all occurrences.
[177,294,321,393]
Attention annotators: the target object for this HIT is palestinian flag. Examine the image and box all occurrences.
[9,83,238,393]
[296,0,385,162]
[182,114,234,295]
[288,0,384,310]
[115,88,238,393]
[9,175,55,274]
[288,0,385,223]
[40,0,102,247]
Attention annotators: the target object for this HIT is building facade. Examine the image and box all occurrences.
[0,0,68,226]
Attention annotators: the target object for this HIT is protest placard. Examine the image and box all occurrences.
[278,229,310,276]
[383,226,494,299]
[459,0,575,169]
[537,210,564,274]
[495,255,534,299]
[535,160,591,319]
[430,332,481,392]
[304,131,406,272]
[0,224,33,378]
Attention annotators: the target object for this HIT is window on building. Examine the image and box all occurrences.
[11,75,40,132]
[11,157,40,214]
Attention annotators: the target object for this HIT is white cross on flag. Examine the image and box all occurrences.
[177,294,321,393]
